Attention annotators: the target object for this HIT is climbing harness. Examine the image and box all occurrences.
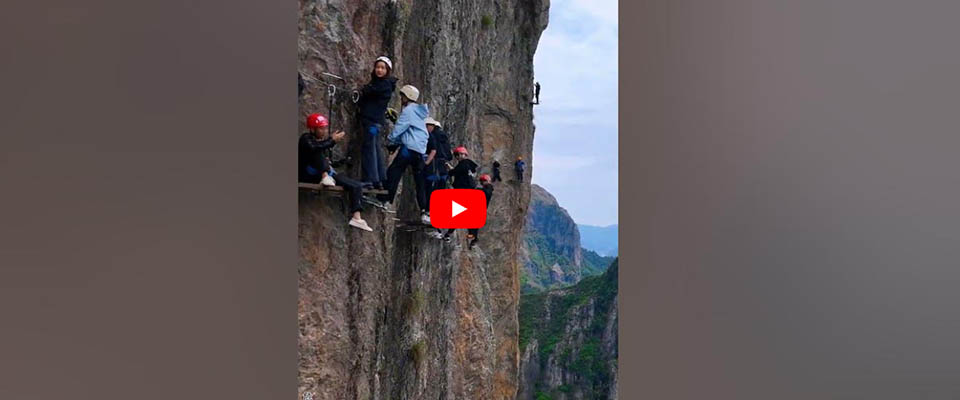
[385,107,399,123]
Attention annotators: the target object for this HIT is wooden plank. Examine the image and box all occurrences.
[298,182,388,195]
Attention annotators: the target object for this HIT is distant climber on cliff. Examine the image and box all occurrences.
[491,159,502,182]
[375,84,430,224]
[514,156,525,182]
[355,56,398,190]
[532,81,541,105]
[440,146,480,243]
[298,72,304,98]
[299,113,374,232]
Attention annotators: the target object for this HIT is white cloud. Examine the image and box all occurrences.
[531,0,618,226]
[569,0,618,26]
[533,153,597,171]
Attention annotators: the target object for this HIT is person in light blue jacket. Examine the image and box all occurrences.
[377,84,431,224]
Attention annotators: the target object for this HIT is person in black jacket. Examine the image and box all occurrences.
[355,56,398,189]
[439,146,481,242]
[422,117,453,206]
[299,113,374,232]
[467,174,495,248]
[491,159,502,182]
[299,113,339,186]
[448,146,478,190]
[439,172,494,247]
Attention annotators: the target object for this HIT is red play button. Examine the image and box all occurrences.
[429,189,487,229]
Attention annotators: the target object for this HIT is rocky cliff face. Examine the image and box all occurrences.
[521,185,613,293]
[298,1,549,399]
[518,260,619,400]
[521,185,583,291]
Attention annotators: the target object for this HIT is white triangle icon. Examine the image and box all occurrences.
[451,201,467,218]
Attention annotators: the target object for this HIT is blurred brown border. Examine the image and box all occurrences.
[6,0,960,398]
[0,0,295,398]
[623,0,960,399]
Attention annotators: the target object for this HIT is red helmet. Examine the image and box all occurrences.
[479,174,491,183]
[453,146,468,156]
[306,113,328,129]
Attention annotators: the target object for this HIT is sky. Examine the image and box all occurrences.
[531,0,618,227]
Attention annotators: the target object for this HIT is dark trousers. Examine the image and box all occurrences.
[515,169,524,182]
[334,174,364,214]
[422,162,447,207]
[299,153,330,184]
[360,120,387,186]
[301,166,363,215]
[379,147,427,211]
[492,170,502,182]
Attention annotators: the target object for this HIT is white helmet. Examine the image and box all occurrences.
[399,85,420,102]
[375,56,393,70]
[424,117,442,128]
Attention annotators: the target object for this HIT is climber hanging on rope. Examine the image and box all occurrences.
[355,56,398,190]
[374,84,430,224]
[299,113,374,232]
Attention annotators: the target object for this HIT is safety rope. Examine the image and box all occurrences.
[326,84,337,137]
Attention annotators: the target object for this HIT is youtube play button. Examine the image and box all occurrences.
[429,189,487,229]
[451,201,467,218]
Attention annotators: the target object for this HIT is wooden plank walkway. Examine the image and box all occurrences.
[298,182,388,195]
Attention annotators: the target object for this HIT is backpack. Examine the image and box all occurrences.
[434,130,453,162]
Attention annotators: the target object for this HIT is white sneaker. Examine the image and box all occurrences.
[348,218,373,232]
[321,175,336,187]
[421,213,431,225]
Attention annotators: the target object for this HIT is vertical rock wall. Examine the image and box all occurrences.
[298,1,549,399]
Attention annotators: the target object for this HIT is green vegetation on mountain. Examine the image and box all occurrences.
[521,185,615,293]
[581,248,614,277]
[518,259,618,399]
[519,259,617,354]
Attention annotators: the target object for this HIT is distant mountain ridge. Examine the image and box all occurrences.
[577,224,618,257]
[519,186,619,398]
[522,185,614,293]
